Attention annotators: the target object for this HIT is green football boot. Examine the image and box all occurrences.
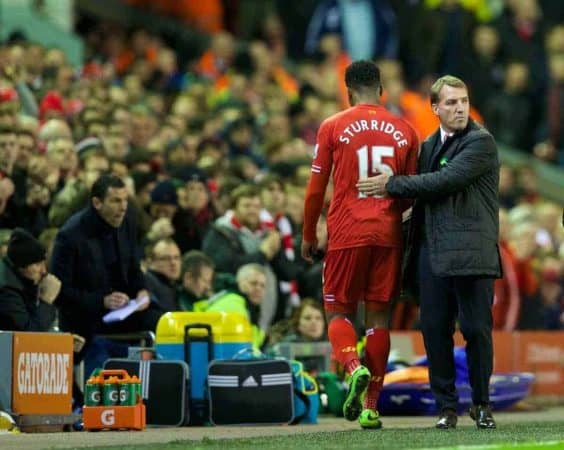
[342,365,370,421]
[359,408,383,429]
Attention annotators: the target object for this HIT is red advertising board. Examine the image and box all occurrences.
[391,331,563,396]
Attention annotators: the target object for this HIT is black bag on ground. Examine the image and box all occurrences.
[208,357,294,425]
[104,358,190,426]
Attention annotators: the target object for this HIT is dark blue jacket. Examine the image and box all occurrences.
[50,205,145,337]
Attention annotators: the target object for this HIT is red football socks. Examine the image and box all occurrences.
[327,317,360,374]
[363,328,390,411]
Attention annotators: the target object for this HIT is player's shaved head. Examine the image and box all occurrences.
[345,60,381,91]
[344,60,382,106]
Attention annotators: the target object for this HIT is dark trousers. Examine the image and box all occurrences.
[418,243,494,412]
[72,305,163,379]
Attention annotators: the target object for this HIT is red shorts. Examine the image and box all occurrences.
[322,246,401,314]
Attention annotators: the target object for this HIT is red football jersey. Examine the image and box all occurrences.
[303,104,419,250]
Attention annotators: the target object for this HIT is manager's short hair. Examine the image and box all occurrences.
[430,75,467,106]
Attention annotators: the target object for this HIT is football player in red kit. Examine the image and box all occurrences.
[302,60,419,429]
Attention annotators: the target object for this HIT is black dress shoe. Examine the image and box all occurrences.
[435,409,457,429]
[469,405,497,429]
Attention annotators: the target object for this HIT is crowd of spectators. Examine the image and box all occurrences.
[0,0,562,364]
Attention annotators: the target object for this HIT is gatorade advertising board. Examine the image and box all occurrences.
[12,332,73,414]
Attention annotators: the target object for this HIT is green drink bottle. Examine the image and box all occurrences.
[84,375,102,406]
[103,376,120,406]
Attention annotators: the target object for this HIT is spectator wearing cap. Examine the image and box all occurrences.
[0,228,60,331]
[150,179,178,220]
[39,91,65,122]
[37,119,72,148]
[172,166,216,253]
[145,179,178,243]
[74,136,105,160]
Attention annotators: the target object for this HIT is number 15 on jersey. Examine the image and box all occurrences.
[356,145,394,198]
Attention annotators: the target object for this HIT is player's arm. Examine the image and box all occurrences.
[302,121,333,263]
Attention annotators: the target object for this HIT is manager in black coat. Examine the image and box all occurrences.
[50,175,163,345]
[358,75,500,430]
